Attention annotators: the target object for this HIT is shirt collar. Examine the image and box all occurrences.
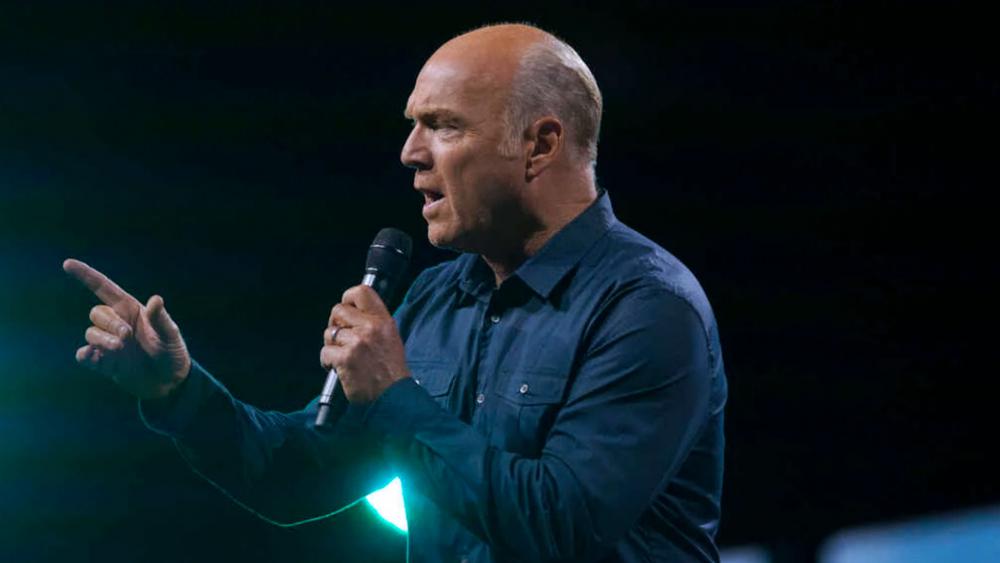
[458,189,617,301]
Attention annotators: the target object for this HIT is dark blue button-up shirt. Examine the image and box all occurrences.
[142,191,728,562]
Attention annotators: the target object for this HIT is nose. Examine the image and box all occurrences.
[400,125,432,171]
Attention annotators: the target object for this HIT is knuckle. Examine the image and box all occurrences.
[320,347,335,367]
[336,340,352,356]
[85,327,116,348]
[322,346,341,364]
[350,330,365,345]
[343,285,362,301]
[362,324,378,340]
[354,323,371,339]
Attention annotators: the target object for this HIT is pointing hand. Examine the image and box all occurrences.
[64,259,191,400]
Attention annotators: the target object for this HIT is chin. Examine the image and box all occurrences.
[426,224,453,250]
[426,223,469,253]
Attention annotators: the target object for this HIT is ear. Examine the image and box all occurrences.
[524,116,564,181]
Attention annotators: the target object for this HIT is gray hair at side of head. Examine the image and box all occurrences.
[499,35,603,168]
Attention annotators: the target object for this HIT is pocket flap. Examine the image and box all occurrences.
[410,362,458,397]
[496,369,567,405]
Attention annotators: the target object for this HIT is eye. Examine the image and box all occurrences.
[427,117,454,131]
[410,114,461,135]
[434,120,461,134]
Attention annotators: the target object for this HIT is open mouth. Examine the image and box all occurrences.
[419,188,445,208]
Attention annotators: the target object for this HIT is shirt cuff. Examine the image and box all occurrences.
[362,377,443,440]
[138,360,226,438]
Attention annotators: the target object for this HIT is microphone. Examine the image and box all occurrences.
[315,228,413,426]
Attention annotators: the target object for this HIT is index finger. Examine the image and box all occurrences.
[342,284,390,317]
[63,258,140,313]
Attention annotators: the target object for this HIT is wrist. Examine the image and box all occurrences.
[142,360,191,401]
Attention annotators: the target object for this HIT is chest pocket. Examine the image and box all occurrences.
[492,368,568,457]
[410,361,459,409]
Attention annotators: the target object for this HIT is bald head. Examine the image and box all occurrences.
[432,23,548,71]
[425,24,603,167]
[401,24,603,268]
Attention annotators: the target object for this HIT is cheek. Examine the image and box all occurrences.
[465,167,519,217]
[438,151,477,216]
[438,141,519,224]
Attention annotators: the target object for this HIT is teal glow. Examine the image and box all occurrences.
[365,477,407,532]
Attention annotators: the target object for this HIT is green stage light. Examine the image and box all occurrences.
[366,477,407,533]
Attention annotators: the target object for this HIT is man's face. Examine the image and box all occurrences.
[401,57,524,252]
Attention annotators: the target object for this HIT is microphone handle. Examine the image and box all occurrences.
[315,272,379,426]
[314,368,340,426]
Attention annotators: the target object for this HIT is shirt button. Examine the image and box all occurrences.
[489,313,501,324]
[476,393,485,405]
[519,383,529,394]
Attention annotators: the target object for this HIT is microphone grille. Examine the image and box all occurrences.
[371,227,413,259]
[365,228,413,307]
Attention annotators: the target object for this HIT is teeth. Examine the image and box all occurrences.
[419,189,444,205]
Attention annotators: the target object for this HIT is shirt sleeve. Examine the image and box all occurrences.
[138,361,396,526]
[135,266,440,527]
[363,283,715,562]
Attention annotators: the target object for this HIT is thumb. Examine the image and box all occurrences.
[145,295,180,342]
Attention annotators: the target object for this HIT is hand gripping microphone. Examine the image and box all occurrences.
[315,228,412,426]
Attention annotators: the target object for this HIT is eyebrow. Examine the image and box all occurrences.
[403,107,463,123]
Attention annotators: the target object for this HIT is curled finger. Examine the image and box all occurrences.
[85,326,123,351]
[90,305,132,339]
[342,285,389,316]
[319,344,348,371]
[76,344,101,368]
[329,302,368,331]
[325,325,360,347]
[324,325,341,346]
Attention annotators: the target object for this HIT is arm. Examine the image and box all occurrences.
[139,361,397,526]
[363,285,714,561]
[63,258,394,526]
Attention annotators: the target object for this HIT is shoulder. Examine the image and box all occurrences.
[582,220,717,337]
[576,221,726,385]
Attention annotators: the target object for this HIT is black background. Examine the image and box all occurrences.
[1,1,995,562]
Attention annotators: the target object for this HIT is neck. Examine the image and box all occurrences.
[482,176,598,287]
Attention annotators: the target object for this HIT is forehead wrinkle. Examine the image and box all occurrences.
[420,60,504,100]
[404,48,521,136]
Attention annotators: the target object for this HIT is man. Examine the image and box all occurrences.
[65,23,727,562]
